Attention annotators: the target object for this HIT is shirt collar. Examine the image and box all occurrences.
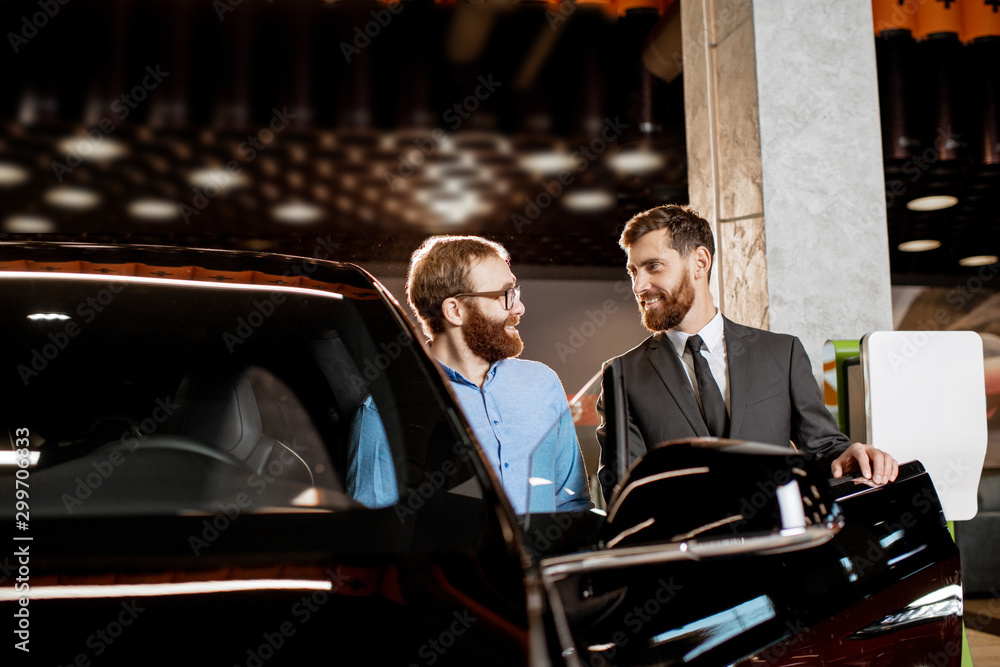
[440,359,503,387]
[665,309,724,357]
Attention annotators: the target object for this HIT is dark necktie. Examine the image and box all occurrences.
[685,334,728,437]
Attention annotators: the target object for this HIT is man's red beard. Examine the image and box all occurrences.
[638,269,695,332]
[463,301,524,362]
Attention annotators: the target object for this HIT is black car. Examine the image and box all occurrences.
[0,242,962,666]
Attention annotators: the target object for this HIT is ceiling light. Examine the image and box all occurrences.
[44,186,100,210]
[428,192,484,225]
[0,162,29,186]
[898,239,941,253]
[442,177,471,194]
[127,199,180,221]
[4,215,56,233]
[56,136,126,161]
[563,189,615,212]
[906,195,958,212]
[610,149,665,176]
[27,313,71,321]
[519,152,578,175]
[959,255,998,267]
[189,168,249,192]
[272,202,323,224]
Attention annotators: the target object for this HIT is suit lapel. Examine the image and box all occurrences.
[724,317,751,438]
[647,334,710,437]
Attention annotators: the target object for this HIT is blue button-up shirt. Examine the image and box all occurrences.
[347,358,592,513]
[442,358,592,513]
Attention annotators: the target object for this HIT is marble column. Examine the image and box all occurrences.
[681,0,893,378]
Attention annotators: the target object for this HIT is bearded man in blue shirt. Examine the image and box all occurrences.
[347,236,593,514]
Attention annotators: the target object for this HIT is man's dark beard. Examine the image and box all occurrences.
[463,301,524,362]
[639,269,695,332]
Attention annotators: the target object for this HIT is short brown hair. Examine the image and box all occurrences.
[406,236,510,339]
[620,205,715,276]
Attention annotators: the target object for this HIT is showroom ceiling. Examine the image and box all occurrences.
[0,0,996,281]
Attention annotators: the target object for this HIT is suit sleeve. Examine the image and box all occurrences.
[596,359,648,506]
[787,337,851,464]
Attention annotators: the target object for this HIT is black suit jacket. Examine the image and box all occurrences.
[596,317,850,502]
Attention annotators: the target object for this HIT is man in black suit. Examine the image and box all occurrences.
[597,204,898,504]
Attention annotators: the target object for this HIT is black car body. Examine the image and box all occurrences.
[0,243,962,666]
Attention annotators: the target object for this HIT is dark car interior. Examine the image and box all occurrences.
[0,274,481,522]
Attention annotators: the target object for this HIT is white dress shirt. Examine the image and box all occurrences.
[664,309,731,416]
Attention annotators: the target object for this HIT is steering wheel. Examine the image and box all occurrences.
[95,434,253,470]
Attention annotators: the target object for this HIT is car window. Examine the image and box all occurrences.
[523,370,602,515]
[1,273,485,524]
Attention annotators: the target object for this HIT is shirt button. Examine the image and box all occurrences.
[493,420,499,425]
[504,463,509,468]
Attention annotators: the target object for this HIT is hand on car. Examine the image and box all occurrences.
[830,442,899,486]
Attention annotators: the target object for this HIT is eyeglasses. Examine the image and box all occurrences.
[452,285,521,310]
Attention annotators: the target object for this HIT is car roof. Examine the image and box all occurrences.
[0,241,383,300]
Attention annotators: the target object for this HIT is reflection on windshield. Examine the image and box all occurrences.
[651,595,776,661]
[346,395,397,508]
[523,403,590,513]
[526,369,604,514]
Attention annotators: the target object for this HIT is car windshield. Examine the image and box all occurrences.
[524,369,603,515]
[0,268,487,521]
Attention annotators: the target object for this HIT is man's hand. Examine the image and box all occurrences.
[830,443,899,485]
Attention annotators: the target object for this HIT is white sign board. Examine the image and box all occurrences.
[862,331,987,521]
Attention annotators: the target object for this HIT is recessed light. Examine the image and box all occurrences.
[0,162,29,186]
[610,149,666,176]
[906,195,958,212]
[189,168,249,192]
[519,152,579,175]
[959,255,998,267]
[56,136,126,161]
[272,202,323,224]
[27,313,71,321]
[44,186,101,210]
[898,239,942,253]
[563,189,615,212]
[4,215,56,233]
[429,192,483,225]
[127,199,179,221]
